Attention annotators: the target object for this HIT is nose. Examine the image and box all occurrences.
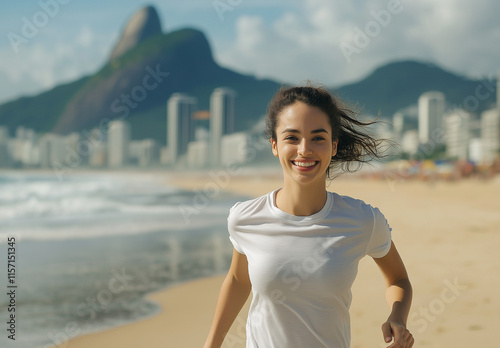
[297,138,312,156]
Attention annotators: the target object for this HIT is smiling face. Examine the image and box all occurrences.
[271,101,338,186]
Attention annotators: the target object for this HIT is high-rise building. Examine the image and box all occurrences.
[393,112,405,142]
[167,93,197,164]
[13,127,38,166]
[108,120,131,167]
[61,132,82,167]
[468,138,482,164]
[39,133,65,169]
[497,68,500,108]
[187,140,209,168]
[210,87,236,165]
[401,130,419,155]
[186,127,210,168]
[444,109,471,160]
[418,91,445,144]
[129,139,159,167]
[88,127,107,167]
[0,126,11,167]
[221,132,249,166]
[481,108,500,164]
[39,134,53,169]
[89,141,107,167]
[392,106,418,143]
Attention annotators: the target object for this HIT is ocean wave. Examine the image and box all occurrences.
[0,172,237,244]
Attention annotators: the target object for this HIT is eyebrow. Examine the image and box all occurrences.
[281,128,329,134]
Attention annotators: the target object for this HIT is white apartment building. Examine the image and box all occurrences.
[210,87,236,166]
[108,120,131,168]
[167,93,197,164]
[418,91,445,144]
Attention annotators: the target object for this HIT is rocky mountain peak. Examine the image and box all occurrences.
[109,5,162,60]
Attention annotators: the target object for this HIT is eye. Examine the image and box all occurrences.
[313,136,325,141]
[284,135,298,141]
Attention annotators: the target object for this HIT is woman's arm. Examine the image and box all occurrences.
[204,248,252,348]
[373,241,414,348]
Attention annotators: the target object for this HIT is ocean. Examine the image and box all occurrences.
[0,171,248,348]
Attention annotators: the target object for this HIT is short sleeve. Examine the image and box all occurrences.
[365,206,392,258]
[227,202,245,255]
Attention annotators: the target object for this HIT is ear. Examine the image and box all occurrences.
[271,138,279,157]
[331,139,339,157]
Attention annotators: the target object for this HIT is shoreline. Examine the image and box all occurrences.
[47,169,277,348]
[47,170,500,347]
[52,274,249,348]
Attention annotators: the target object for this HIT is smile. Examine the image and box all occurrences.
[291,160,319,171]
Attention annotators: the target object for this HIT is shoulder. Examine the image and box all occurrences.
[330,192,390,228]
[228,190,274,222]
[330,191,374,215]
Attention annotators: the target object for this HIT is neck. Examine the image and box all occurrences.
[276,177,327,216]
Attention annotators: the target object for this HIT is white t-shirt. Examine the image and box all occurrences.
[227,188,392,348]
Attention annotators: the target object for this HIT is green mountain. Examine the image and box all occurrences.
[336,60,497,118]
[0,26,281,144]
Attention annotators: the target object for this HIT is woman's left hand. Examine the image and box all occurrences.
[381,320,414,347]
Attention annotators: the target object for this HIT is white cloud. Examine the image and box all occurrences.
[0,26,115,103]
[76,26,94,48]
[216,0,500,86]
[0,70,43,104]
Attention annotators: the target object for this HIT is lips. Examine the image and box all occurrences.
[291,160,319,171]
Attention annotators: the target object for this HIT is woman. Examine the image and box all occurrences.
[204,86,414,348]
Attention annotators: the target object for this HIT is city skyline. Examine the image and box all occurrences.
[1,78,499,172]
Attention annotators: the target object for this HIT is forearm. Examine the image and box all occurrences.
[204,273,251,348]
[385,278,412,326]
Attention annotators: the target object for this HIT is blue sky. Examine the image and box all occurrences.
[1,0,499,104]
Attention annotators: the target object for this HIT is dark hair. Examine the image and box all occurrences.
[265,84,390,178]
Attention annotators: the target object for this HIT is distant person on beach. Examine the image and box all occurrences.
[204,86,414,348]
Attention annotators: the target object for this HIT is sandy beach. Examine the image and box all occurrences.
[59,169,500,348]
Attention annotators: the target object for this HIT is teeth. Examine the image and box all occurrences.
[293,161,316,167]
